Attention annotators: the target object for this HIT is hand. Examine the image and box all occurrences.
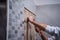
[29,16,35,22]
[35,26,41,33]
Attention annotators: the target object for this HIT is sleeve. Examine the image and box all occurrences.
[48,36,56,40]
[48,37,54,40]
[45,25,60,35]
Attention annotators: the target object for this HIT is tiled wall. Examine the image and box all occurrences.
[8,0,24,40]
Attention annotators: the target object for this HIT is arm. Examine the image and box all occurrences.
[28,16,60,36]
[40,30,48,40]
[30,20,46,31]
[35,26,48,40]
[28,16,47,31]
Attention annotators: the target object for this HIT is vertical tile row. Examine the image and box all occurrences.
[8,0,24,40]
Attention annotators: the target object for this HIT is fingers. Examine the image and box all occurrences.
[29,16,35,22]
[35,26,41,33]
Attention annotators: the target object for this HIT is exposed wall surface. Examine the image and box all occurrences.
[33,0,60,5]
[35,4,60,26]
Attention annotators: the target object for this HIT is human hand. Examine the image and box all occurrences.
[35,26,41,33]
[28,16,35,22]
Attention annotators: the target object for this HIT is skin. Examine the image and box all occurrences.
[40,30,48,40]
[28,16,48,40]
[28,16,47,31]
[35,26,48,40]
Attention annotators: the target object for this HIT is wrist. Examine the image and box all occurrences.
[29,19,34,23]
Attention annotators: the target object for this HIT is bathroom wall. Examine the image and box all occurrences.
[33,0,60,5]
[35,4,60,26]
[7,0,24,40]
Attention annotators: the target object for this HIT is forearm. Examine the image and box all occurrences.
[29,20,47,31]
[39,30,48,40]
[35,26,48,40]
